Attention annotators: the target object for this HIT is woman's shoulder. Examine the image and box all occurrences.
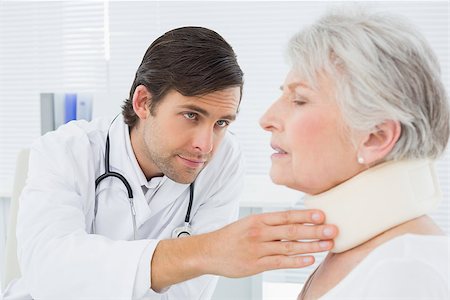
[372,233,448,257]
[323,234,449,299]
[365,234,448,277]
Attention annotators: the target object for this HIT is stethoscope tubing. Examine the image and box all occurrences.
[92,116,194,240]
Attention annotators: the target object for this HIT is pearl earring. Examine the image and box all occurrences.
[357,156,364,164]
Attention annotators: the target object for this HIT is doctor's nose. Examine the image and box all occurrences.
[191,126,214,154]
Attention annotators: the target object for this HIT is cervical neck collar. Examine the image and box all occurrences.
[303,159,441,253]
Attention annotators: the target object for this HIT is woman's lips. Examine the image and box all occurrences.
[271,143,288,159]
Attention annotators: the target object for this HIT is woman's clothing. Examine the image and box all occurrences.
[319,234,449,299]
[300,160,448,299]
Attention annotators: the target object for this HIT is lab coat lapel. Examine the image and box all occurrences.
[147,177,190,218]
[107,116,152,229]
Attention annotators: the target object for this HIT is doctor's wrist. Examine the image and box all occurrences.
[188,231,219,275]
[150,235,210,291]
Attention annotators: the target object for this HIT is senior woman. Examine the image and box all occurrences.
[260,9,449,299]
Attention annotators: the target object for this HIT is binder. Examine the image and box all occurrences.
[40,93,55,135]
[64,93,77,123]
[76,93,93,121]
[53,93,66,129]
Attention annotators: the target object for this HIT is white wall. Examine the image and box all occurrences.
[0,0,449,294]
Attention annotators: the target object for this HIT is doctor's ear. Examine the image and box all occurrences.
[132,85,152,120]
[357,120,401,165]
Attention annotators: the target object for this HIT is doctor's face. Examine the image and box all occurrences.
[259,69,362,195]
[134,87,240,184]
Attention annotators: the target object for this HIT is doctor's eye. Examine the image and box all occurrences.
[183,112,198,120]
[216,120,230,128]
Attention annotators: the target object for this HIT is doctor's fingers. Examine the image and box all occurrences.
[256,254,316,272]
[261,239,334,257]
[259,209,326,226]
[261,223,338,241]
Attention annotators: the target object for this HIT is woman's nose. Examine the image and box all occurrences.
[259,101,281,132]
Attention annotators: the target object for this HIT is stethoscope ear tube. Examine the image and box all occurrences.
[185,181,194,223]
[172,183,195,239]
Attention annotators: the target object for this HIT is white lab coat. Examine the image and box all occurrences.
[3,116,245,300]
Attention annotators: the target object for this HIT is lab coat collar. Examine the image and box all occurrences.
[107,115,190,229]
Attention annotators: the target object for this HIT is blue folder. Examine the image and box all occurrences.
[64,93,77,123]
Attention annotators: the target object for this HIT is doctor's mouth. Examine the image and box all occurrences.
[177,154,208,169]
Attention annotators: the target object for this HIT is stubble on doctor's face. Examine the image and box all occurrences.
[131,85,240,184]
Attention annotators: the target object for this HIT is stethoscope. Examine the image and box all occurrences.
[92,116,194,239]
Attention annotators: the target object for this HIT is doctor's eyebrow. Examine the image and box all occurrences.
[179,104,236,121]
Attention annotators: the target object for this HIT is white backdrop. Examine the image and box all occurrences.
[0,0,449,291]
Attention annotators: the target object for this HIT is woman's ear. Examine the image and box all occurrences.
[358,120,401,165]
[132,85,152,120]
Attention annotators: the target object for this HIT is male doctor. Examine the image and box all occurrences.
[3,27,337,299]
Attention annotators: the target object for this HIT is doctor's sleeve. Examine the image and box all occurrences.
[15,129,153,299]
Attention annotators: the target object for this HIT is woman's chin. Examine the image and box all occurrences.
[270,171,298,190]
[270,173,315,194]
[269,170,285,186]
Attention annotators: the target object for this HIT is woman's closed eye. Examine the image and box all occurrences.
[292,94,309,106]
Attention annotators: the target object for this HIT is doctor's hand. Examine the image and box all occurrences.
[151,209,337,291]
[200,209,337,278]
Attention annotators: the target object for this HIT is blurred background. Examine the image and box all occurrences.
[0,1,448,299]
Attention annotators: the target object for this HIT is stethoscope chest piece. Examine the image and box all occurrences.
[172,224,193,238]
[171,182,195,238]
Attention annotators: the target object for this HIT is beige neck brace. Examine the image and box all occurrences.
[303,159,441,253]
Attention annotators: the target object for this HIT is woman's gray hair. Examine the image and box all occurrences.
[287,9,449,160]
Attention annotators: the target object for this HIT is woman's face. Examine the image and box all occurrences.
[259,69,365,195]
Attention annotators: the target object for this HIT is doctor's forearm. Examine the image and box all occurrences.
[150,234,211,292]
[150,210,337,292]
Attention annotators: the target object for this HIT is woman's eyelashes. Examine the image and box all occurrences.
[292,94,309,106]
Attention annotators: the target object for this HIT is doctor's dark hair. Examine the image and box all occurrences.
[122,26,244,128]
